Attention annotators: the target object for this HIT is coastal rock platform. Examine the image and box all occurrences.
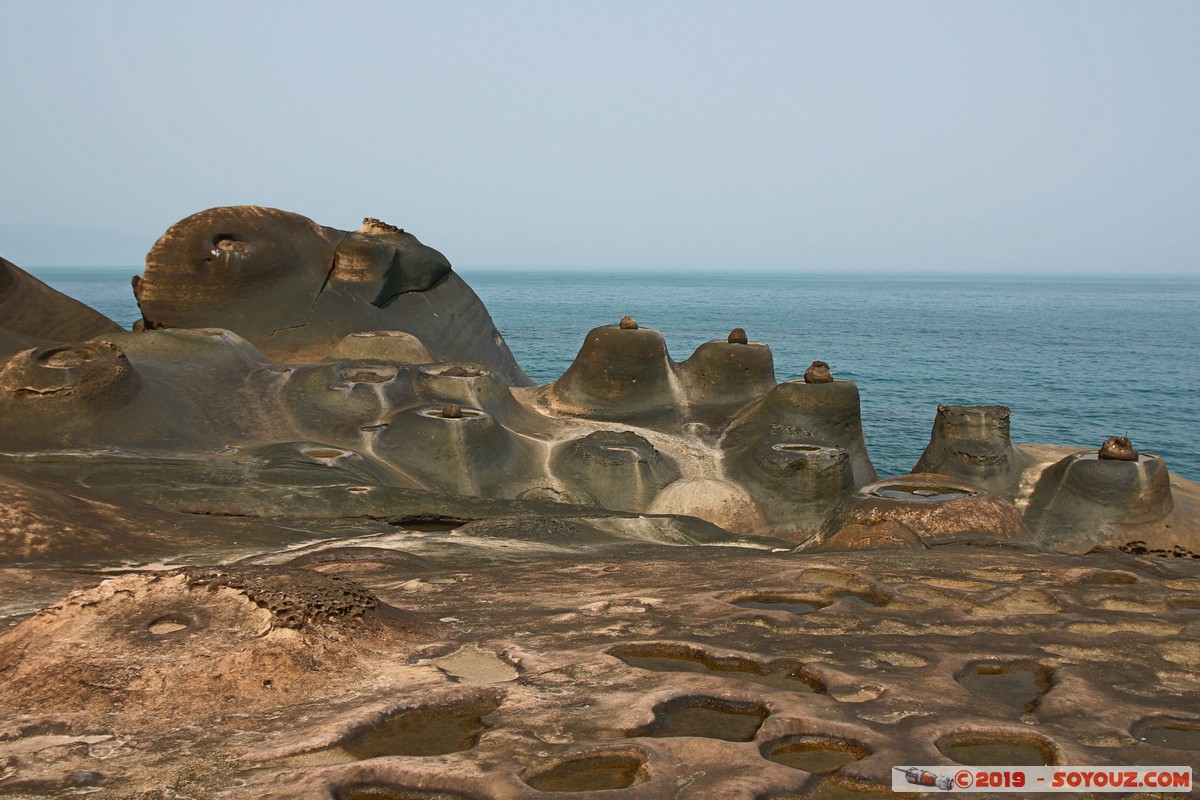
[1,207,1197,798]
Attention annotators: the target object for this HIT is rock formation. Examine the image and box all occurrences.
[132,206,529,384]
[0,256,122,355]
[912,404,1035,498]
[0,206,1197,798]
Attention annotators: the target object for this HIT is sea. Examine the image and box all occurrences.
[25,267,1200,482]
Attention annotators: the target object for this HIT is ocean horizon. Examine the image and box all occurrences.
[24,266,1200,482]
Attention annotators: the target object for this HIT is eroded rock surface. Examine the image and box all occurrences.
[1,208,1198,798]
[2,548,1198,798]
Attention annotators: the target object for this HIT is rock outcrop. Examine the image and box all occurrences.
[1,204,1198,798]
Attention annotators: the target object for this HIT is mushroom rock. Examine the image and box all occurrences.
[0,256,123,342]
[0,340,143,449]
[133,206,529,385]
[374,405,544,499]
[411,363,544,431]
[679,335,776,420]
[550,430,681,512]
[280,359,418,444]
[912,405,1035,499]
[722,428,854,540]
[1024,441,1187,553]
[721,380,878,489]
[804,473,1036,551]
[542,323,683,424]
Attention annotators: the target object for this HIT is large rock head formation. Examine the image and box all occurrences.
[133,206,529,384]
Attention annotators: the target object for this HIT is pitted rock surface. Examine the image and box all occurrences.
[177,566,379,628]
[0,209,1199,798]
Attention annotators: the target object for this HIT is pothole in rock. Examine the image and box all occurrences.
[300,698,499,764]
[386,515,473,533]
[145,614,192,636]
[633,696,769,742]
[1169,597,1200,614]
[956,660,1054,713]
[334,787,479,800]
[728,592,831,616]
[303,448,350,459]
[609,644,823,693]
[937,732,1057,766]
[870,484,973,501]
[762,734,870,774]
[522,749,649,792]
[1134,717,1200,750]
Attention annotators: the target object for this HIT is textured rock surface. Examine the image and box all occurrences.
[1,209,1198,798]
[0,256,122,347]
[912,405,1036,498]
[133,206,529,383]
[1,547,1198,798]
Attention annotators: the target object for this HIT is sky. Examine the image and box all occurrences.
[1,1,1197,275]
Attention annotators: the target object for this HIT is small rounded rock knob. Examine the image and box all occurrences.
[727,328,748,344]
[619,315,638,330]
[804,360,833,384]
[441,403,463,419]
[1098,435,1138,461]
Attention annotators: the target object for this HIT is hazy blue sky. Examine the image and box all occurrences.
[1,2,1197,274]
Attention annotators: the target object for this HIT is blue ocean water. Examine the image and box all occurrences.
[26,266,1200,481]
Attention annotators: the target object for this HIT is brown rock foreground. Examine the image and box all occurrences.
[1,544,1199,799]
[1,207,1199,797]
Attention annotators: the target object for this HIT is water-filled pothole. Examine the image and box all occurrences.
[634,696,768,741]
[871,484,972,501]
[763,734,870,774]
[334,787,477,800]
[315,699,498,762]
[304,448,348,459]
[956,660,1054,713]
[523,750,648,792]
[937,732,1056,766]
[146,614,191,636]
[730,593,830,616]
[610,644,822,692]
[1134,717,1200,750]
